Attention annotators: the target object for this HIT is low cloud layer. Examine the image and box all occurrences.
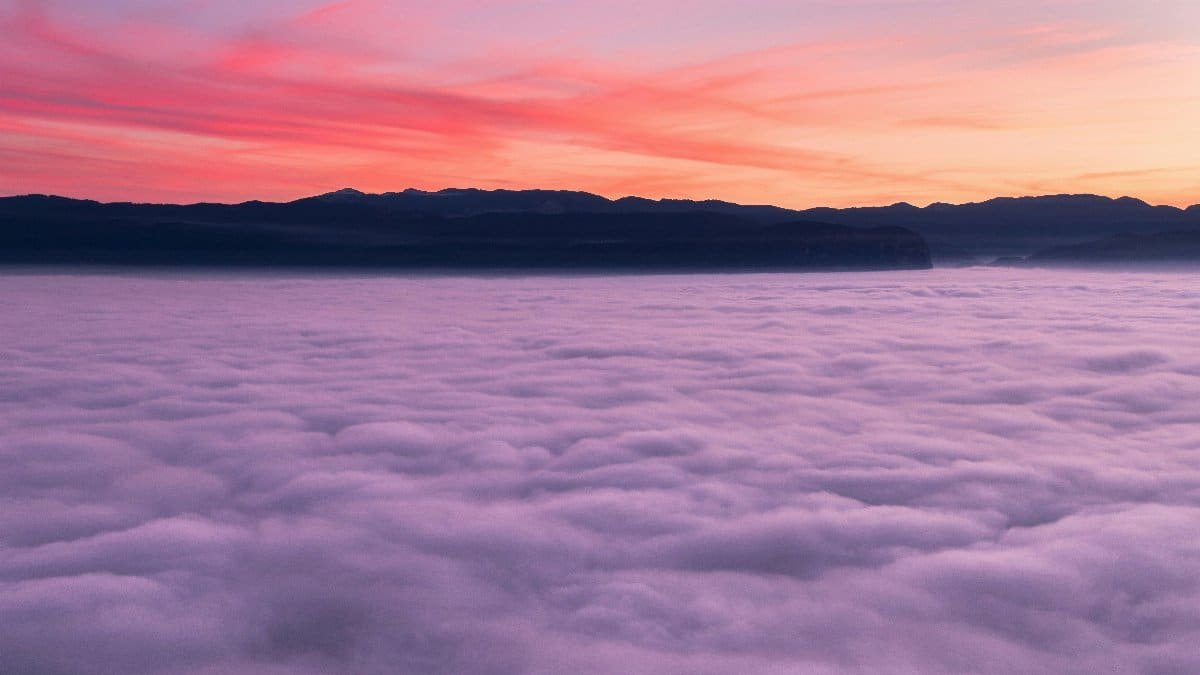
[2,268,1200,674]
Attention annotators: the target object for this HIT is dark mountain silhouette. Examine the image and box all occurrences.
[0,194,930,271]
[794,195,1200,261]
[314,187,802,223]
[311,188,1200,262]
[4,187,1196,269]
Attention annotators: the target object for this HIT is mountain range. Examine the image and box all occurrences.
[315,188,1200,263]
[2,188,1198,270]
[0,192,930,271]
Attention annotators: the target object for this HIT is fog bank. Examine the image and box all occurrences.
[3,269,1199,674]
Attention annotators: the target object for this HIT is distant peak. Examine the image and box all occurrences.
[315,187,373,201]
[1113,196,1150,207]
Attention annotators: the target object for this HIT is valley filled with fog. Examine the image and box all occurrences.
[2,268,1199,675]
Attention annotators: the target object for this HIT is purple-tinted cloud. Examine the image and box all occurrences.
[2,268,1199,674]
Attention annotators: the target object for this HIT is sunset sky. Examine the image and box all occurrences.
[1,0,1198,207]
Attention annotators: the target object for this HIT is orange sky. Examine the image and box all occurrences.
[1,0,1198,207]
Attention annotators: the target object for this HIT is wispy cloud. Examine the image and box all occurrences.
[0,1,1197,205]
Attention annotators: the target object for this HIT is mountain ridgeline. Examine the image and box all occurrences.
[2,187,1198,270]
[0,191,931,271]
[315,188,1200,263]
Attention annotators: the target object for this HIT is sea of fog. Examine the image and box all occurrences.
[2,268,1199,675]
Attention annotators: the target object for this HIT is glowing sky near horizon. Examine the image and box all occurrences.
[1,0,1198,207]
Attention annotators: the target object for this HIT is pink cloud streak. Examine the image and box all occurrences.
[0,0,1197,206]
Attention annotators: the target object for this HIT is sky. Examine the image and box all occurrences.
[1,0,1199,207]
[3,269,1200,674]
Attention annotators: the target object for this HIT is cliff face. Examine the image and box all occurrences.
[0,196,932,272]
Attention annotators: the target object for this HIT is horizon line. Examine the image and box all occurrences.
[4,187,1198,212]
